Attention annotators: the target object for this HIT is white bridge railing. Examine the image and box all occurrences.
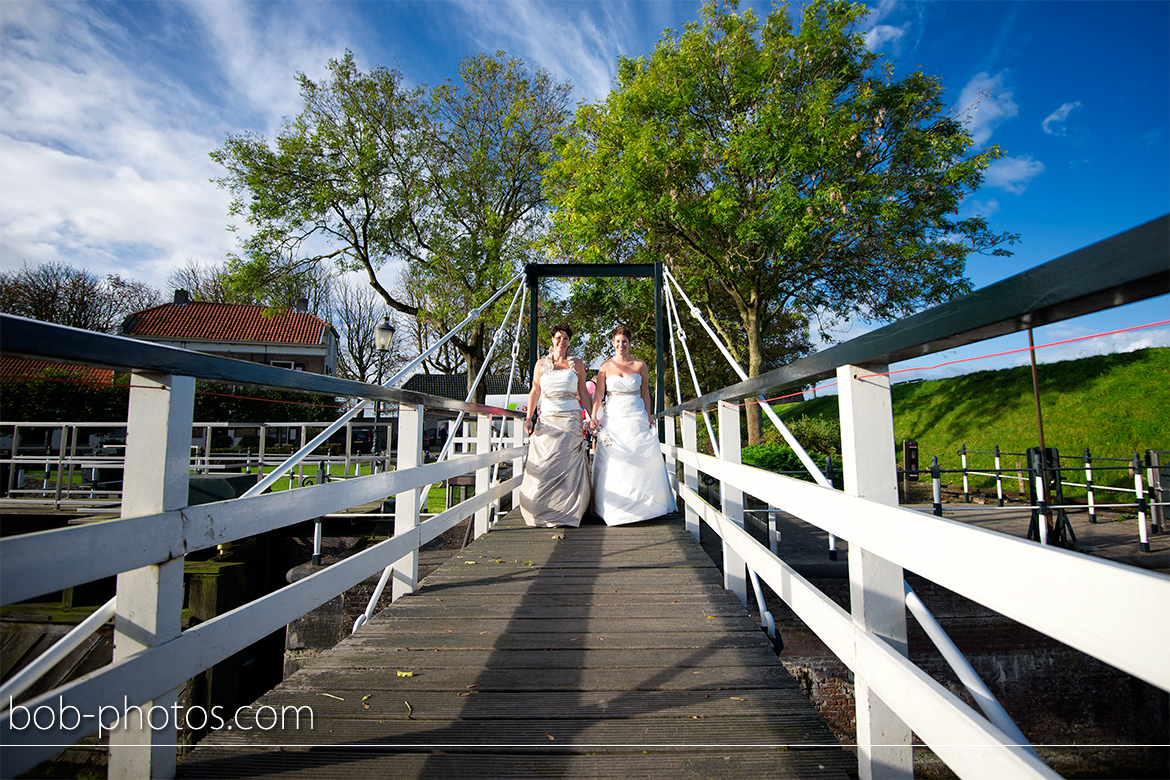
[657,215,1169,780]
[0,315,526,779]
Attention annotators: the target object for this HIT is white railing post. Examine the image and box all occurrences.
[108,372,194,779]
[663,415,679,496]
[717,401,747,606]
[474,413,491,537]
[511,418,525,508]
[392,404,422,601]
[837,363,911,780]
[681,412,700,541]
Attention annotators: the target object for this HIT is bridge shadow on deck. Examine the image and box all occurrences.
[178,509,852,779]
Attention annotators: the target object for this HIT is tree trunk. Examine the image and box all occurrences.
[463,322,489,406]
[745,308,764,445]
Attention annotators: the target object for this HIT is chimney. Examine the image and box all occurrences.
[174,289,189,305]
[296,297,309,313]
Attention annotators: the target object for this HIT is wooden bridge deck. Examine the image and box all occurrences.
[179,510,852,779]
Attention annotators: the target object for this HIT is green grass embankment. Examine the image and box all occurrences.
[772,347,1169,494]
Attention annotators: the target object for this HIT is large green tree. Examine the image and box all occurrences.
[212,51,569,402]
[547,0,1016,442]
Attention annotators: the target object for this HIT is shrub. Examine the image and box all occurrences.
[762,414,841,455]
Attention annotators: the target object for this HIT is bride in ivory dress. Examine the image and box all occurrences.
[589,326,677,525]
[518,324,594,528]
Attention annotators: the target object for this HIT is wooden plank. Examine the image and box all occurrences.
[199,715,843,747]
[305,647,785,670]
[180,747,852,779]
[179,510,849,779]
[242,688,819,720]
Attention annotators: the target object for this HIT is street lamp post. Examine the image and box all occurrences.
[373,315,395,467]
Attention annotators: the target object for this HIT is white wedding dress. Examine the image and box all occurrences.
[591,373,677,525]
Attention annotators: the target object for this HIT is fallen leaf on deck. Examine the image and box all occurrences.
[317,693,344,701]
[404,701,413,719]
[545,733,555,741]
[397,671,414,677]
[730,697,745,701]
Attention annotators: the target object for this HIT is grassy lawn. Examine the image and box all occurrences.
[773,347,1168,495]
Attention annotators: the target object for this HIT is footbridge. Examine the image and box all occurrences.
[1,216,1167,779]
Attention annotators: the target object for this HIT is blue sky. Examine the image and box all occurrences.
[1,0,1167,384]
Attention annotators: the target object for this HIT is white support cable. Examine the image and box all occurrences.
[663,277,720,458]
[904,582,1037,756]
[426,278,526,479]
[662,269,829,489]
[358,278,527,631]
[242,269,526,499]
[749,569,776,639]
[0,597,116,708]
[663,268,836,556]
[489,282,528,490]
[663,275,685,416]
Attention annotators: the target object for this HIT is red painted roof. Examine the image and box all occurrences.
[124,302,328,345]
[0,358,115,386]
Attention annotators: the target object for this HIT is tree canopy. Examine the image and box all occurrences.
[546,0,1016,441]
[0,261,161,333]
[212,51,570,401]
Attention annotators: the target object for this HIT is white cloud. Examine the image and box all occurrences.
[955,70,1018,147]
[451,0,636,104]
[1010,325,1169,367]
[959,198,1001,219]
[985,155,1044,194]
[0,3,245,289]
[865,24,906,51]
[1041,101,1081,136]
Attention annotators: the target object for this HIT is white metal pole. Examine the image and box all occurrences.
[994,445,1004,507]
[904,583,1036,755]
[1085,448,1096,524]
[1135,454,1150,552]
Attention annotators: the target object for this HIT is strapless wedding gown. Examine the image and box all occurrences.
[591,373,677,525]
[518,367,591,527]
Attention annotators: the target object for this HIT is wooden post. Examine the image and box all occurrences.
[681,412,700,541]
[837,363,911,780]
[717,401,747,606]
[392,404,422,601]
[474,413,491,538]
[108,372,193,779]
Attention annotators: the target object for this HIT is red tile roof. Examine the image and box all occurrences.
[0,358,115,386]
[123,302,329,345]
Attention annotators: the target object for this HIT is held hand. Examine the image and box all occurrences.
[524,418,534,435]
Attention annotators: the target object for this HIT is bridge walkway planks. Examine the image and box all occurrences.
[178,509,853,779]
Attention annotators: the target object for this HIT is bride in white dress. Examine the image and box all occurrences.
[589,326,677,525]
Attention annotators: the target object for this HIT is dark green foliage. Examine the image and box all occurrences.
[1,370,130,422]
[193,383,341,424]
[0,372,340,425]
